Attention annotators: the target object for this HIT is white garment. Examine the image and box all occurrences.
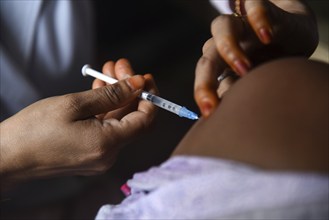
[0,0,94,120]
[210,0,233,14]
[96,156,329,219]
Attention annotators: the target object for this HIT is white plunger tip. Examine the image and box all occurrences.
[81,64,91,76]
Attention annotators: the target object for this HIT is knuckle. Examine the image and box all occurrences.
[217,36,232,51]
[202,39,213,53]
[83,133,107,157]
[94,162,111,174]
[248,6,268,25]
[92,151,117,174]
[194,86,207,100]
[216,38,238,63]
[92,140,109,160]
[133,119,149,135]
[211,15,231,31]
[103,61,114,71]
[196,56,218,74]
[103,84,124,106]
[198,56,213,67]
[63,94,83,114]
[211,15,225,28]
[210,16,220,28]
[90,136,118,161]
[80,133,119,175]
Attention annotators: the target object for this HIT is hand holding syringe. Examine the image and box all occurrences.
[82,65,199,120]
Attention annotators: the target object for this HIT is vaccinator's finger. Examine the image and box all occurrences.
[102,61,116,80]
[115,58,135,80]
[92,79,106,89]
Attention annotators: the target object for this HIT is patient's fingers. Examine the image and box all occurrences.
[202,38,215,54]
[211,15,251,76]
[217,75,236,99]
[245,0,273,44]
[194,39,224,117]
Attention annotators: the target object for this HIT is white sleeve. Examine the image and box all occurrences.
[0,0,94,120]
[0,1,43,119]
[209,0,233,14]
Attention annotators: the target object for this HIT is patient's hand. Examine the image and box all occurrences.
[194,0,318,117]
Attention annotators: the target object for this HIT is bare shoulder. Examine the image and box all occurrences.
[173,57,328,173]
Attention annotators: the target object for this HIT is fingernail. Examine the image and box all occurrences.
[233,60,249,76]
[201,101,214,117]
[259,28,272,44]
[126,75,145,91]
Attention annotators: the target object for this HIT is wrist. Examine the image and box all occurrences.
[0,121,33,190]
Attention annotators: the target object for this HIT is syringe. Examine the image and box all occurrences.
[81,65,199,120]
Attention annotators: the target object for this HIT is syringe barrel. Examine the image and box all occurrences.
[140,92,181,115]
[82,65,198,120]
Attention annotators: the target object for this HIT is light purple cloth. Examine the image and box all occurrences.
[96,156,329,219]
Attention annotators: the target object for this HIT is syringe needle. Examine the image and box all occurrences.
[82,65,199,120]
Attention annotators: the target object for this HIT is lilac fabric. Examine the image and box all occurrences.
[96,156,329,219]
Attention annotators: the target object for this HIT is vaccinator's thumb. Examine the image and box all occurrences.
[68,75,145,120]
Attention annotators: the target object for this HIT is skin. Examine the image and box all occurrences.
[174,57,328,173]
[194,0,319,117]
[0,59,158,191]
